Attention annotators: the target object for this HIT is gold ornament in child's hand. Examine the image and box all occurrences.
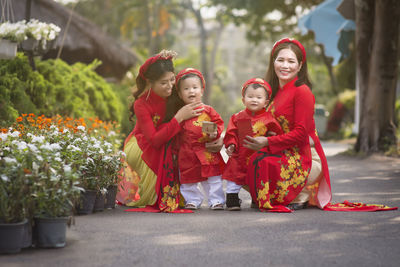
[202,121,217,135]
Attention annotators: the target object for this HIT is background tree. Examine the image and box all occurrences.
[354,0,400,153]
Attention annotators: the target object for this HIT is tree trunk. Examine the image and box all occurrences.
[354,0,375,151]
[208,20,224,99]
[193,7,210,104]
[318,44,338,95]
[356,0,399,152]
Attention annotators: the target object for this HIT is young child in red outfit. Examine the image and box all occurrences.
[223,78,282,210]
[174,68,225,210]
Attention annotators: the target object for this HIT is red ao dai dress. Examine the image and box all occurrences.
[246,77,332,211]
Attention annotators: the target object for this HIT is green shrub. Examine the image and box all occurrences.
[0,54,122,126]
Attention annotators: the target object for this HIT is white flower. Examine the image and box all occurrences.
[12,140,27,150]
[31,135,45,143]
[50,143,62,151]
[64,164,72,173]
[1,174,9,182]
[77,125,85,131]
[3,157,17,164]
[0,133,8,141]
[10,131,20,138]
[55,157,62,162]
[32,162,39,172]
[67,144,81,152]
[28,143,39,153]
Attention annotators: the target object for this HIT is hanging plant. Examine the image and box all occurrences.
[0,19,60,54]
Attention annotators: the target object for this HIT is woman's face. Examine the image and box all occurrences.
[150,71,176,99]
[177,76,203,104]
[274,48,302,87]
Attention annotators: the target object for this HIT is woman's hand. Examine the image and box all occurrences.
[226,144,235,157]
[205,136,223,152]
[174,102,204,123]
[243,136,268,151]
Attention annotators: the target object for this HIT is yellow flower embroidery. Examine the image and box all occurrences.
[160,184,180,212]
[252,121,267,137]
[257,182,273,209]
[204,151,214,163]
[274,148,309,203]
[277,115,290,133]
[152,114,161,126]
[194,113,213,143]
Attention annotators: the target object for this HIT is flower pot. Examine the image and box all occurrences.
[20,38,39,52]
[0,219,28,254]
[105,184,118,209]
[33,217,68,248]
[93,192,105,212]
[76,189,97,215]
[0,39,17,59]
[22,220,33,248]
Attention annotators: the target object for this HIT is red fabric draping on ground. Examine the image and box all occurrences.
[323,200,398,212]
[124,141,193,213]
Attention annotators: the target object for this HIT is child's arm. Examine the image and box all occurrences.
[223,114,239,154]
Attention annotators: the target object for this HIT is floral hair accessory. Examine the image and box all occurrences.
[138,50,177,79]
[175,68,206,91]
[241,78,272,98]
[271,37,306,62]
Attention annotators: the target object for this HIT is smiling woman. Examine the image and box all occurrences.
[244,38,332,212]
[117,51,202,212]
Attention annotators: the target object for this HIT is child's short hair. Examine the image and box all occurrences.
[241,78,272,98]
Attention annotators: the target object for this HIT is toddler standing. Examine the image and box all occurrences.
[174,68,225,210]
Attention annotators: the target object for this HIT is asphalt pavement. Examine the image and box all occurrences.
[1,141,400,267]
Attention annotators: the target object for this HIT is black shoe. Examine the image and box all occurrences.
[287,201,308,211]
[226,193,241,211]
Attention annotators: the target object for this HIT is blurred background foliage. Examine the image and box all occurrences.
[5,0,393,141]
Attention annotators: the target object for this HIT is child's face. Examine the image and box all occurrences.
[178,76,203,104]
[242,85,269,112]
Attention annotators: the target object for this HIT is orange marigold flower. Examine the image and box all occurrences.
[28,113,35,117]
[23,168,31,174]
[16,116,23,122]
[22,114,27,117]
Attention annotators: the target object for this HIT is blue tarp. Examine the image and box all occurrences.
[298,0,355,65]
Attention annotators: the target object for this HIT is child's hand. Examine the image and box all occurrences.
[226,144,235,157]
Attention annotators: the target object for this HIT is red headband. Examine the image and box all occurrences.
[272,38,306,62]
[175,68,206,90]
[241,78,272,98]
[139,54,173,80]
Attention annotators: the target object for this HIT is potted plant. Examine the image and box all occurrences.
[0,19,60,56]
[30,146,81,248]
[0,131,32,253]
[0,21,25,59]
[103,151,125,209]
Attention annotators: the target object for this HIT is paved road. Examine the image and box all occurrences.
[2,143,400,267]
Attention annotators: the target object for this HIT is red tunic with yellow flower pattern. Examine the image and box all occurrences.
[177,105,225,184]
[126,90,181,173]
[223,108,282,185]
[246,77,332,210]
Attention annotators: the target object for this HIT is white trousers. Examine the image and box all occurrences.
[291,147,322,204]
[180,175,225,207]
[226,180,242,194]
